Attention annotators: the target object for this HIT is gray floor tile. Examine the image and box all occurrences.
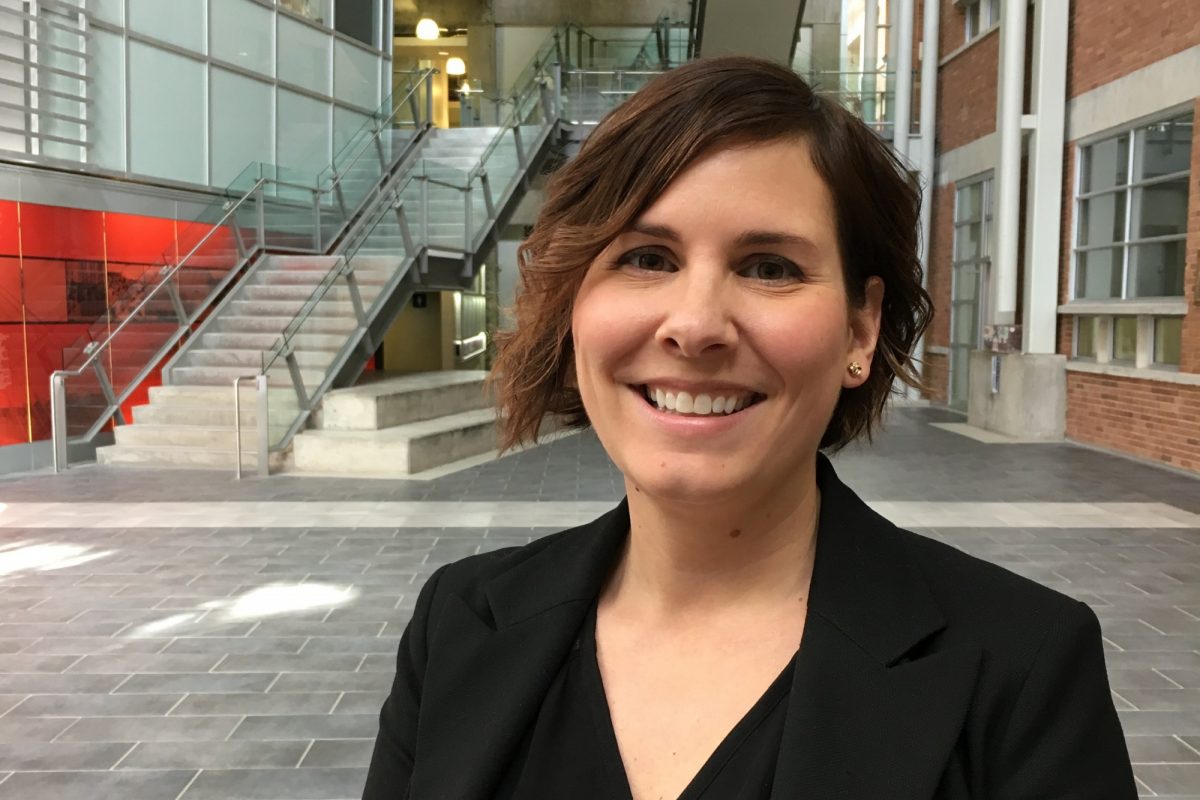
[57,715,242,742]
[118,740,310,770]
[0,741,134,771]
[178,767,365,800]
[115,672,278,694]
[0,770,197,800]
[170,692,339,716]
[4,692,183,717]
[330,691,387,715]
[0,717,78,743]
[300,739,375,768]
[1126,735,1200,764]
[229,713,379,740]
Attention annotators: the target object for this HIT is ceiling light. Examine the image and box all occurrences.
[446,56,466,75]
[415,17,439,40]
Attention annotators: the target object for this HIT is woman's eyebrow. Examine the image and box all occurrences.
[627,223,819,255]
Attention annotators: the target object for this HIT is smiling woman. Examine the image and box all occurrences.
[363,57,1137,800]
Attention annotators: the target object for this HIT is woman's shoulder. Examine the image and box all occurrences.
[890,523,1098,657]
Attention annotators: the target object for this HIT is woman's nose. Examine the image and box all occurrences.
[655,269,738,358]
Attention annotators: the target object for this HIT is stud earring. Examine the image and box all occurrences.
[848,362,863,377]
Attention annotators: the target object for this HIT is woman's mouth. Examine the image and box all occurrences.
[635,384,765,416]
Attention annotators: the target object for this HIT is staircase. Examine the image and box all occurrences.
[95,127,525,472]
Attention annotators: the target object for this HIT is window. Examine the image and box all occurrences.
[1067,111,1191,373]
[949,176,992,408]
[1074,112,1192,299]
[964,0,1000,41]
[1074,316,1099,360]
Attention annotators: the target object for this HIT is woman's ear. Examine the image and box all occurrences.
[844,276,884,389]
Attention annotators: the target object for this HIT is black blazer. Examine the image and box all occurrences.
[364,456,1137,799]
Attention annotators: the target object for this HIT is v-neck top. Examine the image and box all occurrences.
[495,599,796,799]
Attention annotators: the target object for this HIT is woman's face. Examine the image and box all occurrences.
[571,137,883,506]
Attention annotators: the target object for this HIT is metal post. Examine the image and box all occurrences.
[910,0,941,398]
[463,184,473,252]
[255,374,269,477]
[91,360,126,426]
[50,372,67,472]
[234,376,246,480]
[418,174,429,274]
[311,190,323,252]
[512,124,527,171]
[862,0,879,126]
[993,0,1028,327]
[284,348,310,411]
[552,62,562,121]
[166,275,188,324]
[891,0,914,153]
[254,183,266,249]
[423,73,433,124]
[479,172,496,220]
[396,201,415,258]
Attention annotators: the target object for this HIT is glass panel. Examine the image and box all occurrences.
[128,0,205,53]
[129,42,206,184]
[334,38,379,110]
[1135,114,1193,180]
[1132,179,1189,239]
[949,346,969,409]
[211,0,274,77]
[89,28,126,172]
[278,13,331,95]
[91,0,124,25]
[1154,318,1182,366]
[1078,192,1125,247]
[1075,316,1098,359]
[1075,246,1123,299]
[210,69,274,187]
[1081,134,1129,193]
[280,0,331,25]
[277,89,330,180]
[334,0,376,47]
[1112,316,1138,362]
[953,222,982,261]
[951,302,978,347]
[956,183,984,222]
[964,2,980,39]
[1128,240,1186,297]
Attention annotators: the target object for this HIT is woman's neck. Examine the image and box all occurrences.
[603,465,821,625]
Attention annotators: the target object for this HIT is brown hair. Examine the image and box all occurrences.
[491,55,932,452]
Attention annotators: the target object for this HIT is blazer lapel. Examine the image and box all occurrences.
[409,501,630,800]
[771,457,981,799]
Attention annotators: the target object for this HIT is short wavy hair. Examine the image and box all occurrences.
[491,55,931,452]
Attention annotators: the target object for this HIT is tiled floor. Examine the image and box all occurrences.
[0,405,1197,798]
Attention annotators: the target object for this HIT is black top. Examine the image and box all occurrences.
[496,599,797,799]
[363,456,1137,799]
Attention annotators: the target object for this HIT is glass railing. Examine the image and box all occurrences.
[50,70,439,471]
[239,46,564,466]
[808,69,922,138]
[559,68,666,125]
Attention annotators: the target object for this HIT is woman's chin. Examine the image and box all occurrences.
[625,469,752,508]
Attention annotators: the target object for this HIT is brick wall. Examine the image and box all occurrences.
[936,28,999,153]
[1068,0,1200,99]
[922,352,949,404]
[1066,372,1200,472]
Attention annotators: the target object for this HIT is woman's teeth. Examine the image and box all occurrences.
[642,386,758,416]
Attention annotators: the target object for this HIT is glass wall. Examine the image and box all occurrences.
[0,0,389,190]
[0,200,194,447]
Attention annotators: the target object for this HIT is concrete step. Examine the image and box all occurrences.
[149,384,303,408]
[315,371,489,431]
[96,442,276,470]
[239,283,384,302]
[113,423,253,448]
[292,407,497,475]
[172,364,327,387]
[186,348,335,369]
[200,331,347,351]
[132,401,296,427]
[227,298,364,317]
[216,315,356,334]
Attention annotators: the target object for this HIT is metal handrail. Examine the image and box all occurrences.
[56,177,269,379]
[233,375,256,480]
[319,69,436,200]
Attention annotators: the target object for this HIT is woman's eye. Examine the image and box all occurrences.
[740,259,803,282]
[617,249,674,272]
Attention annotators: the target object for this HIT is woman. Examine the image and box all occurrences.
[364,56,1136,799]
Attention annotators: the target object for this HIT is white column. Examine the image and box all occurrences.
[992,0,1028,326]
[1022,0,1069,354]
[910,0,940,397]
[891,0,914,153]
[862,0,879,124]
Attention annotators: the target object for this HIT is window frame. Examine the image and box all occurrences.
[1070,109,1193,303]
